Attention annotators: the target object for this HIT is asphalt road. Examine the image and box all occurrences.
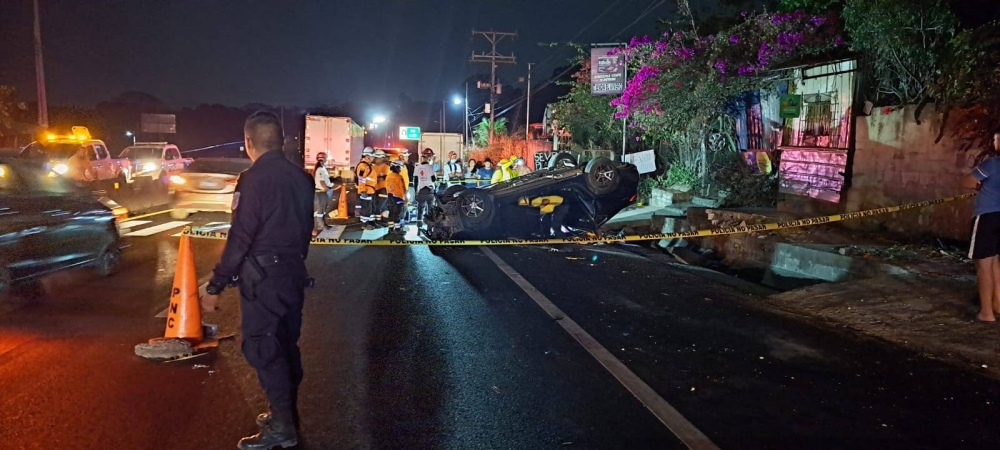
[2,209,1000,449]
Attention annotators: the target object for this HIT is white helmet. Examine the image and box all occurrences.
[362,147,374,156]
[373,149,387,158]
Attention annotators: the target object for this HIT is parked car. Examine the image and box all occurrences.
[19,127,132,192]
[168,157,252,219]
[0,158,123,294]
[119,142,192,190]
[424,157,639,240]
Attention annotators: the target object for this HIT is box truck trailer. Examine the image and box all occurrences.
[303,115,364,179]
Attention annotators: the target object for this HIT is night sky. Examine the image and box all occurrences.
[1,0,681,114]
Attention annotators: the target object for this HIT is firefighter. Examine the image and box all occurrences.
[386,160,407,234]
[372,149,390,227]
[491,158,515,184]
[396,149,411,224]
[355,147,376,228]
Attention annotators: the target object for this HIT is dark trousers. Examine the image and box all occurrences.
[375,188,388,222]
[358,190,374,222]
[541,204,570,238]
[415,187,434,223]
[239,261,306,425]
[387,195,404,226]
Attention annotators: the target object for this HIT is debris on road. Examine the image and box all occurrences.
[134,339,193,360]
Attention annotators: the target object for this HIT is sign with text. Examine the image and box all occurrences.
[399,126,421,141]
[624,150,656,174]
[779,94,802,119]
[591,47,625,96]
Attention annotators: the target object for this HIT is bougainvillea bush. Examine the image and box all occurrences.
[613,10,845,190]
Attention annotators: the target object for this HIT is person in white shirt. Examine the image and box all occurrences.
[442,151,464,191]
[313,152,335,235]
[415,148,438,225]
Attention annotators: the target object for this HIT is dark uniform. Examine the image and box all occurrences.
[209,150,314,435]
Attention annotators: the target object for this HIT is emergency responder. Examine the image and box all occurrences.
[396,149,411,225]
[443,151,464,189]
[386,160,407,234]
[68,145,93,183]
[355,147,376,228]
[415,148,437,225]
[372,149,390,226]
[491,158,514,184]
[203,111,314,450]
[513,157,531,177]
[313,152,334,236]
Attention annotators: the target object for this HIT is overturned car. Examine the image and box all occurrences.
[424,156,639,240]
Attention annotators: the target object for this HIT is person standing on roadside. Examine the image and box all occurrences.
[477,158,495,187]
[312,152,334,236]
[203,112,314,450]
[415,148,437,225]
[964,130,1000,322]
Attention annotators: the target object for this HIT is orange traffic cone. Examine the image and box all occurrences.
[160,234,203,344]
[337,185,348,218]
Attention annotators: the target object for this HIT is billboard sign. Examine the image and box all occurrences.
[141,113,176,134]
[591,47,625,95]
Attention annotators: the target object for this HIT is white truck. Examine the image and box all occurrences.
[419,132,464,164]
[303,115,364,179]
[119,142,192,189]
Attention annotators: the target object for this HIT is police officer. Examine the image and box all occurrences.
[203,111,314,450]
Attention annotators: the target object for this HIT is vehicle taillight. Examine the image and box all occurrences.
[629,194,637,202]
[226,179,238,185]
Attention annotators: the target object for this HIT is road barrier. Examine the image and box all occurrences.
[181,193,975,247]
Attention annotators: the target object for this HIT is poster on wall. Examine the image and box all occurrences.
[591,47,625,96]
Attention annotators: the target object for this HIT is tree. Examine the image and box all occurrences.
[472,118,508,148]
[844,0,958,107]
[551,52,624,150]
[0,86,27,137]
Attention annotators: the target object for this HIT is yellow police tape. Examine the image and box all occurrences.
[181,193,975,247]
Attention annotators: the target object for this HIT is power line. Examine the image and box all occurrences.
[470,30,517,144]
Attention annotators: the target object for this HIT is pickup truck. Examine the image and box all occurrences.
[19,127,132,192]
[119,142,192,190]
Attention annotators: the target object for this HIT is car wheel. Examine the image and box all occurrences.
[547,152,577,169]
[94,245,123,277]
[115,175,132,197]
[456,188,495,230]
[584,157,620,195]
[170,209,191,220]
[440,185,467,204]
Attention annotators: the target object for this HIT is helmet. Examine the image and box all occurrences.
[362,147,374,156]
[421,148,435,157]
[373,149,387,158]
[390,160,403,169]
[448,151,458,158]
[316,152,327,161]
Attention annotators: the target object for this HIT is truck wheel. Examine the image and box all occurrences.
[457,188,495,230]
[115,175,132,197]
[547,152,577,169]
[584,157,620,195]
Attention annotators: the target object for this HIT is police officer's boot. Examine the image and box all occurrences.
[255,411,300,430]
[238,419,298,450]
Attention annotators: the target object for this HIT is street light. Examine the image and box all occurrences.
[125,131,135,145]
[373,115,387,124]
[453,96,463,106]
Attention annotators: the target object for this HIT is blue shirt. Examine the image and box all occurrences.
[973,157,1000,216]
[477,167,496,186]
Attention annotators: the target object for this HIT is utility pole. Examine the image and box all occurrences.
[525,63,533,140]
[464,82,469,149]
[33,0,48,128]
[470,30,517,144]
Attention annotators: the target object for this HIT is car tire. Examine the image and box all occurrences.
[115,175,132,197]
[584,157,620,195]
[170,209,191,220]
[456,188,495,230]
[547,152,577,169]
[94,244,123,277]
[440,185,467,204]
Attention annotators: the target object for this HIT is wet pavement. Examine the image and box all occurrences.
[1,209,999,449]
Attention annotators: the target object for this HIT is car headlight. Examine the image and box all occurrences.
[142,162,159,172]
[169,175,186,185]
[52,163,68,175]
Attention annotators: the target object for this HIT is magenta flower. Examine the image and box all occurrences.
[714,59,728,74]
[729,35,740,44]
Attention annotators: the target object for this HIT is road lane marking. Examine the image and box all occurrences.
[122,209,175,222]
[481,247,720,450]
[117,220,151,229]
[124,221,191,237]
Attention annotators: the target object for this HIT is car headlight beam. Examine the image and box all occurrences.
[52,163,68,175]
